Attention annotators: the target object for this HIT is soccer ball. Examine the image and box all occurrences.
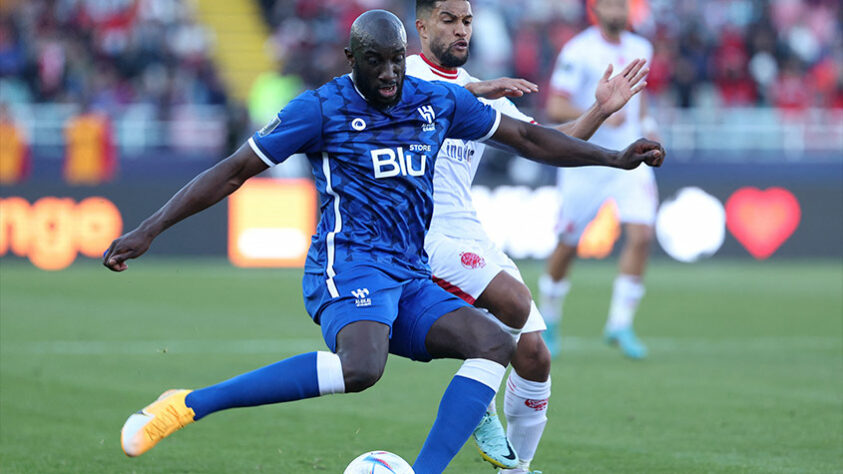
[343,450,415,474]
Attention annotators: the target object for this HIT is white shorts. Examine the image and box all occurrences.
[425,231,547,333]
[555,165,658,246]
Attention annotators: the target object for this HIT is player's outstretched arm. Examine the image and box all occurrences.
[557,58,649,140]
[488,114,665,170]
[102,143,269,272]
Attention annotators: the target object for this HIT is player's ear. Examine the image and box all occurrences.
[344,47,355,66]
[415,18,426,39]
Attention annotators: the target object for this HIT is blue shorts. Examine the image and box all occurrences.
[302,266,470,361]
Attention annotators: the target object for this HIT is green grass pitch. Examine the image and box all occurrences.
[1,258,841,473]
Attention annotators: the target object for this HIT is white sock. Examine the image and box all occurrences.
[606,274,645,331]
[537,274,570,325]
[503,371,550,466]
[316,351,345,395]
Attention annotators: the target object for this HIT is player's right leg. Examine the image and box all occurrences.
[120,346,353,457]
[538,241,576,358]
[120,270,397,457]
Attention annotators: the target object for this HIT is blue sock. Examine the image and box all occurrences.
[185,352,323,420]
[412,375,496,474]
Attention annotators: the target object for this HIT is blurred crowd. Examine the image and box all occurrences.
[0,0,840,126]
[2,0,840,112]
[0,0,227,110]
[259,0,843,112]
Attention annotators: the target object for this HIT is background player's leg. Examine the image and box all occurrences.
[413,307,515,474]
[503,331,551,473]
[604,223,653,359]
[538,241,576,357]
[185,320,389,419]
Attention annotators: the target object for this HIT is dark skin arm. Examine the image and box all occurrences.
[102,143,269,271]
[488,115,665,170]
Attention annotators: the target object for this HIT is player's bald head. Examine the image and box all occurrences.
[349,10,407,54]
[345,10,408,108]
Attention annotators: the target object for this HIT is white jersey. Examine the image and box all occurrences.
[549,26,653,150]
[549,27,658,235]
[406,54,535,239]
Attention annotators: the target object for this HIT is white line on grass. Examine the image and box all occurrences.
[0,336,839,356]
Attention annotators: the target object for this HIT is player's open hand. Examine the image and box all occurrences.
[616,138,666,170]
[595,59,649,117]
[465,77,539,100]
[102,228,154,272]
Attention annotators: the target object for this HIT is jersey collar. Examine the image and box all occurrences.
[420,53,459,80]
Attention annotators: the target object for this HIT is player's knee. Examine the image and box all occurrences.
[627,227,654,250]
[470,324,516,366]
[514,333,551,380]
[339,356,385,393]
[493,282,532,329]
[527,338,552,380]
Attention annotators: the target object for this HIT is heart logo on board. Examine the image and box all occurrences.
[725,187,801,260]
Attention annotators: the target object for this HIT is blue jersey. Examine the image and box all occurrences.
[249,75,501,296]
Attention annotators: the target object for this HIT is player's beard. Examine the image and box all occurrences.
[602,17,627,36]
[430,39,469,68]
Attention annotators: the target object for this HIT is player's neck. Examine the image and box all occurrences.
[419,51,458,75]
[598,26,622,44]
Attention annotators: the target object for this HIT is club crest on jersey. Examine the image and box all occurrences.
[351,288,371,307]
[418,105,436,131]
[460,252,486,269]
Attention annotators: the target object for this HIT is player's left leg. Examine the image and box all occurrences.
[604,222,652,359]
[604,168,658,359]
[425,233,528,469]
[501,330,551,474]
[391,281,515,474]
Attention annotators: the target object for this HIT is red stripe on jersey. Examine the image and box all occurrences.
[432,276,476,304]
[420,53,459,79]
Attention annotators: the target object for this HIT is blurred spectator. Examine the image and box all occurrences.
[63,105,116,185]
[0,102,30,184]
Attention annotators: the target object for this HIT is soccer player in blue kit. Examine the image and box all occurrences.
[103,10,664,473]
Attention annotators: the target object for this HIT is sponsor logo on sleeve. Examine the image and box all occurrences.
[258,116,281,137]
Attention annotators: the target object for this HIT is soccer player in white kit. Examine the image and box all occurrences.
[409,1,651,471]
[539,0,660,360]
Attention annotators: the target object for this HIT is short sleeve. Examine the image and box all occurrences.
[487,97,536,124]
[444,83,501,142]
[549,44,583,97]
[248,91,323,166]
